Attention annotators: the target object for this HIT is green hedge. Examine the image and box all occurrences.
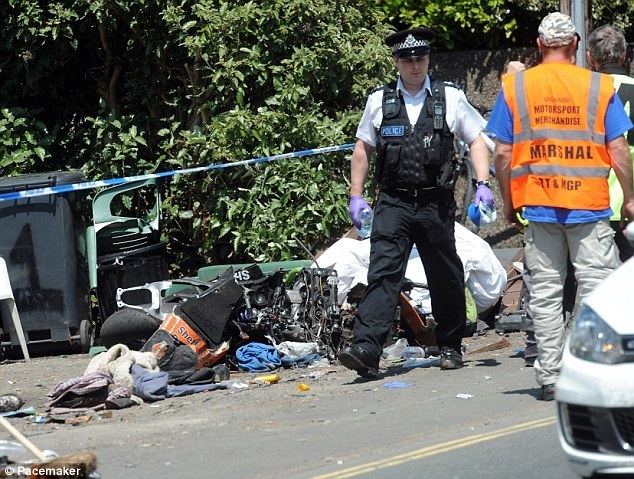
[0,0,394,271]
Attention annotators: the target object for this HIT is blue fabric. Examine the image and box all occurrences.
[131,364,230,401]
[167,381,230,397]
[486,83,633,225]
[486,91,513,142]
[131,364,169,401]
[236,343,281,372]
[523,206,612,224]
[280,353,323,368]
[605,93,633,141]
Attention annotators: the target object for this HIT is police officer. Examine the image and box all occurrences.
[339,28,494,378]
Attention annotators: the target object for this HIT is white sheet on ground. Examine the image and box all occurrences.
[313,222,506,313]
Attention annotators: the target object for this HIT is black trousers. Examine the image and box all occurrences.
[354,189,466,358]
[611,221,634,263]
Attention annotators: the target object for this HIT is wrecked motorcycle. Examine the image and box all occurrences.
[103,263,355,364]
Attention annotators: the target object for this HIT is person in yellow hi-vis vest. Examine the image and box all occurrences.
[587,24,634,261]
[488,13,634,401]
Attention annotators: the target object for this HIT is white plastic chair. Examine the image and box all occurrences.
[0,256,30,361]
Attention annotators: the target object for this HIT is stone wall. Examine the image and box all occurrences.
[429,44,634,113]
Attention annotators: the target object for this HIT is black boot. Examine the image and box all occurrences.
[439,346,463,370]
[339,345,380,379]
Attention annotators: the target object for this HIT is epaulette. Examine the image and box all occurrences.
[369,80,398,96]
[440,80,462,91]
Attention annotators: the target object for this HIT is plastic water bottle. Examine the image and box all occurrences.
[402,356,440,369]
[382,338,409,360]
[402,346,426,360]
[467,201,497,227]
[479,202,497,225]
[357,208,373,239]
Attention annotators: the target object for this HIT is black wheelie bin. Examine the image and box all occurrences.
[0,171,91,355]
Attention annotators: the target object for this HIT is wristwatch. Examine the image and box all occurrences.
[476,180,492,188]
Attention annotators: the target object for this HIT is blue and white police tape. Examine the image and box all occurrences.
[0,143,355,202]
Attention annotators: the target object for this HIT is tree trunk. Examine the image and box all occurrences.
[559,0,571,16]
[561,0,593,68]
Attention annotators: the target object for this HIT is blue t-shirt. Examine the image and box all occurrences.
[487,89,633,224]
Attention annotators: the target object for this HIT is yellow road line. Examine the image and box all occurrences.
[311,416,556,479]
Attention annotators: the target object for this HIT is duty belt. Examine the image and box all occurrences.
[386,186,441,197]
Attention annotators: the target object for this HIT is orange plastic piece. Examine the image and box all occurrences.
[159,313,207,354]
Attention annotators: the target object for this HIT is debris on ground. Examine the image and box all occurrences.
[0,415,100,478]
[402,357,440,369]
[383,382,415,389]
[382,338,409,361]
[494,250,529,333]
[0,407,35,418]
[0,394,23,413]
[402,346,426,360]
[251,373,281,385]
[465,338,511,355]
[0,241,523,437]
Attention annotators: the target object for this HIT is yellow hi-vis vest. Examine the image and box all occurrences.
[502,62,614,210]
[608,73,634,221]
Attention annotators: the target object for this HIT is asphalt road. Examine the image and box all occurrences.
[351,421,576,479]
[1,331,579,479]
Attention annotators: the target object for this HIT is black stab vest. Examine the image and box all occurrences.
[375,79,455,189]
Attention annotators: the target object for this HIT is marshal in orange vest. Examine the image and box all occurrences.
[501,62,615,210]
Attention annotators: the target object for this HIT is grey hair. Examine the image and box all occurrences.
[587,24,627,66]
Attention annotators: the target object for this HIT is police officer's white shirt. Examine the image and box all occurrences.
[355,75,488,148]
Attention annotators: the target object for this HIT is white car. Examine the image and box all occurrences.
[556,255,634,478]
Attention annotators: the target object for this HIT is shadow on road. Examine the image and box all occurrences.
[341,364,419,385]
[472,358,502,367]
[342,376,380,386]
[502,388,541,399]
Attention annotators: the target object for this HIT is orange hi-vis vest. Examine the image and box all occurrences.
[502,62,615,210]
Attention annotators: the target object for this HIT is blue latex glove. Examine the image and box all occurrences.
[474,184,495,208]
[348,195,371,229]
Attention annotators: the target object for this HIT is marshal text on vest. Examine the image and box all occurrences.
[530,144,594,160]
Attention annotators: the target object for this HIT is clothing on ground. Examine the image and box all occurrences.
[236,342,282,372]
[48,372,113,409]
[130,364,235,401]
[85,343,160,388]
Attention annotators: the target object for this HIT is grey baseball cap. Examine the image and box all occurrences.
[538,12,577,47]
